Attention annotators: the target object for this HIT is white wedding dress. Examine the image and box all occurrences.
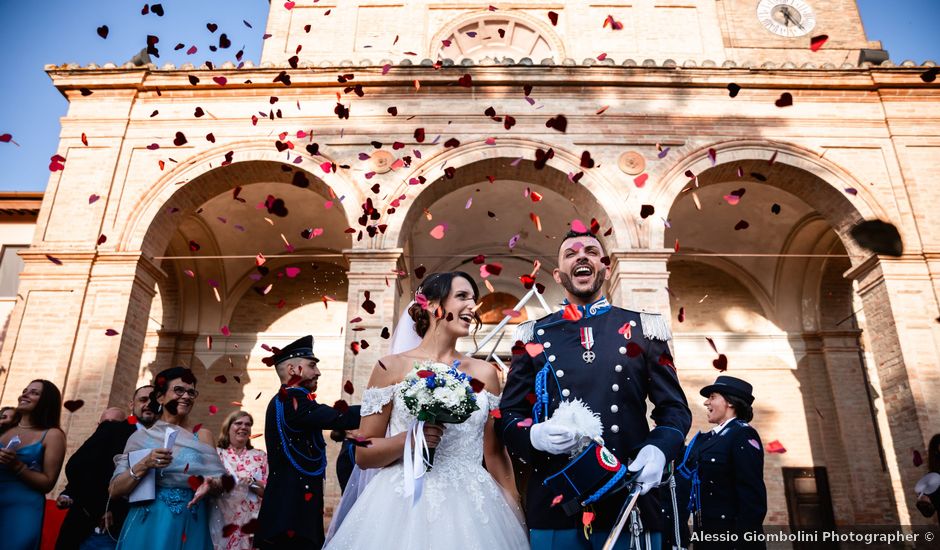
[324,377,529,550]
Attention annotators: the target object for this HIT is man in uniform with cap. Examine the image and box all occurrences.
[677,375,766,549]
[498,229,692,549]
[256,335,361,550]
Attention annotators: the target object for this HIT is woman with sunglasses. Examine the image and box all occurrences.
[110,367,226,550]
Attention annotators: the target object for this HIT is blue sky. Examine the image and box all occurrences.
[0,0,937,192]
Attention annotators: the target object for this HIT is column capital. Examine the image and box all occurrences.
[343,248,403,264]
[606,249,672,313]
[609,248,673,261]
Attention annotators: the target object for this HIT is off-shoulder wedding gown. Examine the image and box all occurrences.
[324,371,528,550]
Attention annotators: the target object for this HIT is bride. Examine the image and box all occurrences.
[324,271,528,549]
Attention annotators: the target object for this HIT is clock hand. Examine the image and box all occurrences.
[780,8,804,30]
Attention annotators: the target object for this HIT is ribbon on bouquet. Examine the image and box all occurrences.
[403,419,431,505]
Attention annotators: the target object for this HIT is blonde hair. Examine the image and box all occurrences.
[217,410,254,449]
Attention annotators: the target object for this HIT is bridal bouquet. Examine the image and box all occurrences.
[400,361,480,469]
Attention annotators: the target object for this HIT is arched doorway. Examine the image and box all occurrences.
[660,146,909,526]
[123,156,354,442]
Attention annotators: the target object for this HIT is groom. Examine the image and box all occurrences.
[499,229,692,549]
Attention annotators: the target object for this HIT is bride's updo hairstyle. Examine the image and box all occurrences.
[408,271,482,337]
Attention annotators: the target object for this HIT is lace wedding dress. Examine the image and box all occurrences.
[324,373,528,549]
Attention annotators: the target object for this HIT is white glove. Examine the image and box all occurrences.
[530,422,580,455]
[627,444,666,495]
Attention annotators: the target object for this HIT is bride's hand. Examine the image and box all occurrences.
[423,424,444,448]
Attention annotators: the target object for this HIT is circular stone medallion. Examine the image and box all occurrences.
[618,151,646,175]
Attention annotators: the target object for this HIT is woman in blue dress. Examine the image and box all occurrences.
[0,379,68,550]
[109,367,227,550]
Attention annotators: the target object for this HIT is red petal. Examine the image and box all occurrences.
[809,34,829,52]
[562,303,582,322]
[187,475,204,491]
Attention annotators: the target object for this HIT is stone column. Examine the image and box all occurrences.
[341,248,404,401]
[816,330,898,524]
[0,251,162,492]
[607,249,673,315]
[846,255,940,525]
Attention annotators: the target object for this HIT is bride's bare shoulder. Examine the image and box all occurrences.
[366,354,413,387]
[461,357,502,393]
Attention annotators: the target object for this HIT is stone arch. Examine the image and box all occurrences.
[429,9,566,61]
[380,138,636,251]
[651,139,894,264]
[120,141,363,259]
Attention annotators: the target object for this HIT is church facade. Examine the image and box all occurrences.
[1,0,938,529]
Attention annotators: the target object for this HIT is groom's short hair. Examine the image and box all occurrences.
[559,229,606,255]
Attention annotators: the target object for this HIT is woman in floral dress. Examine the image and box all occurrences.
[216,411,267,550]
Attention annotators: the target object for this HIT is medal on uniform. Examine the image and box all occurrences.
[580,327,596,363]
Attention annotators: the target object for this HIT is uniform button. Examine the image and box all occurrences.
[611,425,620,433]
[610,405,619,413]
[548,355,556,362]
[612,384,619,391]
[562,389,570,397]
[710,458,715,462]
[619,346,626,354]
[556,370,564,378]
[721,514,726,519]
[544,342,551,349]
[537,329,545,336]
[614,364,622,372]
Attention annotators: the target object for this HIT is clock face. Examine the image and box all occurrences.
[757,0,816,37]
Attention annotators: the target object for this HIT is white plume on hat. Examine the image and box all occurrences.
[915,472,940,496]
[544,399,604,455]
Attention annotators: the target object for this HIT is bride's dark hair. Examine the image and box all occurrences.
[408,271,482,337]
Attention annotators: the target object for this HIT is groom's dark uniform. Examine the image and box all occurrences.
[256,336,361,550]
[498,296,691,545]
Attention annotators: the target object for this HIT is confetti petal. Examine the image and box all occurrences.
[774,92,793,108]
[524,343,544,357]
[429,224,447,240]
[809,34,829,52]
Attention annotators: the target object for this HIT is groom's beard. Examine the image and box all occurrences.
[558,271,605,303]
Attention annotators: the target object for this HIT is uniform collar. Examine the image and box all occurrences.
[711,416,737,434]
[563,296,612,318]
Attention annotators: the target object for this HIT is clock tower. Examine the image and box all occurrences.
[261,0,886,67]
[716,0,884,64]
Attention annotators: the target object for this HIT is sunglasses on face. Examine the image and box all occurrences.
[171,386,199,398]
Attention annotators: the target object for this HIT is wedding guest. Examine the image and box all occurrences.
[677,376,767,549]
[256,335,361,550]
[0,379,68,550]
[216,411,267,550]
[55,386,156,550]
[110,367,226,550]
[0,405,20,435]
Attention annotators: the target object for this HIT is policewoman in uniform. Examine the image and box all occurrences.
[498,229,692,549]
[677,376,767,549]
[256,336,361,550]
